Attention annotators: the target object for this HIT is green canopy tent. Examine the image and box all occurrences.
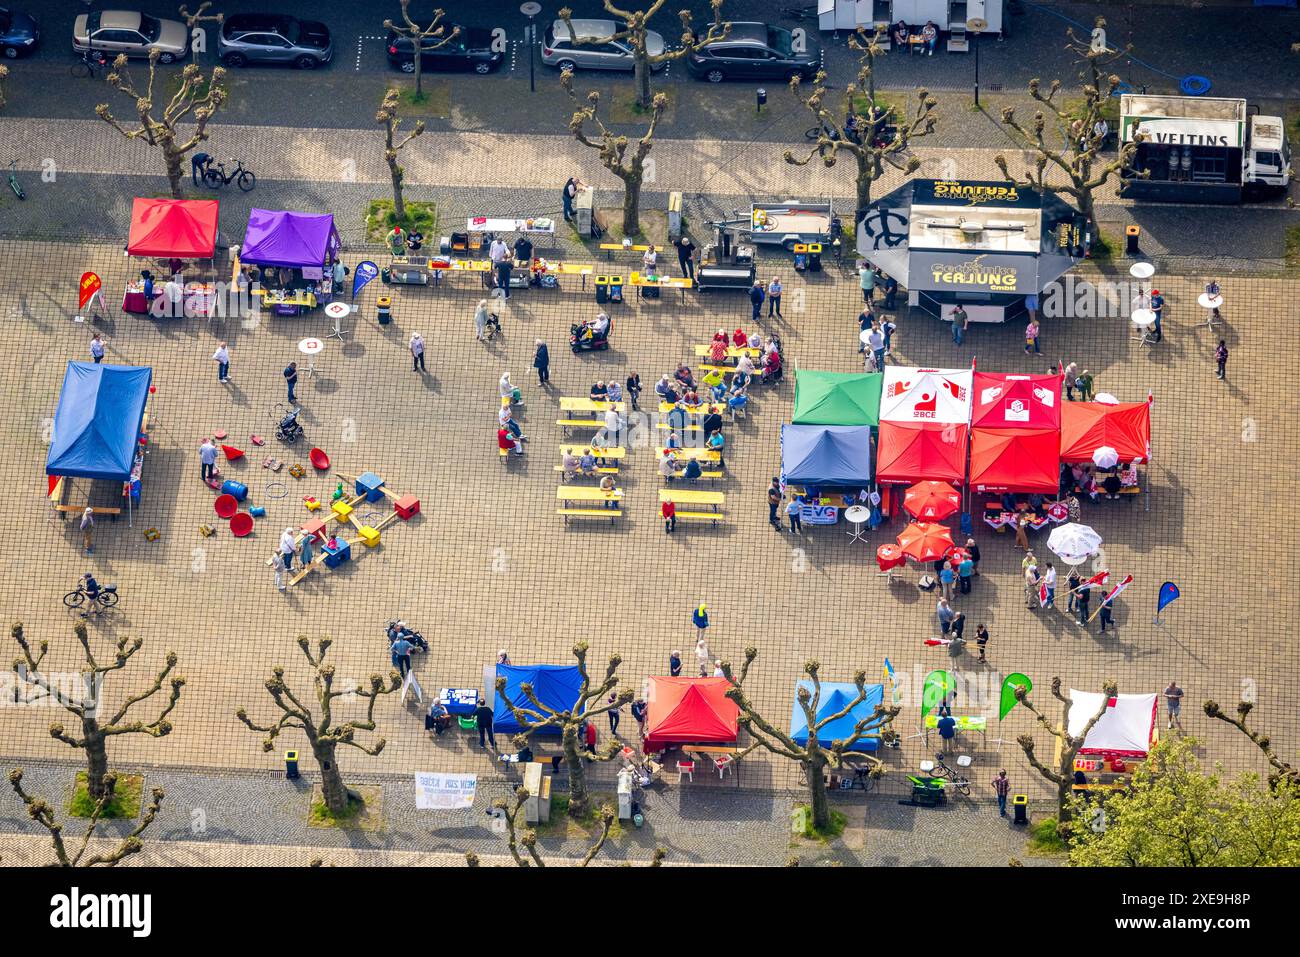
[792,371,882,427]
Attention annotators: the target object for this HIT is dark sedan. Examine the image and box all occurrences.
[386,26,503,75]
[0,6,38,59]
[686,22,820,84]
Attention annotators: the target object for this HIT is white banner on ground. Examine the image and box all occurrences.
[400,668,423,704]
[414,772,478,810]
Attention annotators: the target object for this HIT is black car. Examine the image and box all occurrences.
[686,21,820,84]
[0,6,39,58]
[385,26,502,75]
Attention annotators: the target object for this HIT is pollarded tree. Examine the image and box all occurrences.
[178,3,224,66]
[1204,698,1299,790]
[11,622,184,803]
[786,28,937,225]
[0,64,9,110]
[559,0,728,110]
[376,86,425,224]
[1016,676,1116,825]
[236,636,400,816]
[562,70,665,237]
[96,50,227,199]
[993,18,1138,236]
[9,769,164,867]
[383,0,458,100]
[721,649,899,833]
[494,640,633,820]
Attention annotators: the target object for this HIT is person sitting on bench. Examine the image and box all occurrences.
[426,700,451,736]
[891,20,909,49]
[682,458,703,482]
[921,20,938,55]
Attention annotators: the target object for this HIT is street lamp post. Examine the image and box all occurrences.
[521,2,541,94]
[968,18,987,108]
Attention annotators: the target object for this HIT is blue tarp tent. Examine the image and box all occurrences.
[493,664,585,735]
[789,680,885,752]
[780,424,873,486]
[46,362,152,481]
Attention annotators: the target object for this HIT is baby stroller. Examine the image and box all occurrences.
[570,315,613,353]
[481,309,502,341]
[387,620,429,653]
[274,406,304,444]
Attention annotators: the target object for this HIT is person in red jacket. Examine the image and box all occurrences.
[583,718,598,760]
[498,427,522,455]
[662,497,676,534]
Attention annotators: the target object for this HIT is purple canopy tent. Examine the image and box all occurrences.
[240,209,341,269]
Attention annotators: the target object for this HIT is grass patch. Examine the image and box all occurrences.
[307,784,383,831]
[849,91,904,122]
[791,804,848,843]
[1285,224,1300,269]
[387,81,451,118]
[578,206,667,249]
[364,199,437,243]
[68,772,143,819]
[1026,817,1069,855]
[535,792,625,839]
[1064,94,1120,130]
[609,87,676,124]
[1089,227,1116,262]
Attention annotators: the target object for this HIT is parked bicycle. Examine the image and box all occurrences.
[201,158,256,192]
[7,160,24,201]
[70,49,109,79]
[928,752,971,795]
[62,575,119,613]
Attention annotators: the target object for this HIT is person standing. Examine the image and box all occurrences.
[958,554,974,594]
[332,258,347,295]
[607,693,622,735]
[1024,317,1041,354]
[409,332,426,372]
[489,236,511,298]
[694,635,711,676]
[284,362,298,405]
[858,261,875,303]
[1023,560,1040,610]
[212,341,231,384]
[1063,361,1079,401]
[199,438,218,483]
[748,281,765,322]
[975,623,990,662]
[561,176,581,221]
[299,528,314,572]
[669,649,683,677]
[79,507,95,554]
[279,527,297,572]
[474,699,496,749]
[1215,340,1228,381]
[1076,579,1091,625]
[630,697,647,736]
[661,496,676,533]
[1014,512,1030,551]
[767,477,782,529]
[1164,680,1184,731]
[966,537,981,575]
[533,340,550,386]
[1098,591,1114,632]
[390,634,413,678]
[866,323,886,371]
[939,561,955,600]
[1076,369,1095,402]
[1149,288,1164,342]
[272,551,286,592]
[1042,562,1057,608]
[1066,568,1082,615]
[767,277,783,317]
[950,304,968,346]
[992,769,1011,817]
[936,597,956,636]
[692,604,709,639]
[786,494,802,533]
[676,234,696,280]
[89,333,106,364]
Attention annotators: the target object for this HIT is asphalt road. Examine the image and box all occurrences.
[3,0,1298,136]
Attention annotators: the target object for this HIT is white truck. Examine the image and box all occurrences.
[1119,94,1292,203]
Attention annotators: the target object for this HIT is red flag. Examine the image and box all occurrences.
[1100,574,1134,605]
[1038,579,1049,608]
[78,272,102,310]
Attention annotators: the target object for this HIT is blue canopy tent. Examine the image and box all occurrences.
[46,362,153,526]
[780,424,873,487]
[492,664,585,735]
[789,680,885,752]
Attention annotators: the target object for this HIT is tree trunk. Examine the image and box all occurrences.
[83,723,110,801]
[562,724,589,819]
[805,753,832,831]
[414,57,423,98]
[620,170,641,238]
[388,159,407,222]
[634,56,652,110]
[312,739,351,814]
[164,148,185,199]
[855,151,875,225]
[1078,190,1099,239]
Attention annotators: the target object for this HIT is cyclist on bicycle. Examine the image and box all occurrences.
[82,573,101,604]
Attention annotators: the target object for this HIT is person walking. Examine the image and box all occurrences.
[474,299,490,341]
[767,478,783,529]
[786,494,803,533]
[212,341,231,383]
[676,234,696,281]
[607,693,622,735]
[1076,579,1091,625]
[284,362,298,404]
[669,649,683,677]
[1098,591,1114,633]
[533,340,550,386]
[474,698,496,749]
[1062,361,1079,401]
[1164,680,1184,731]
[950,304,968,346]
[694,634,711,677]
[1149,288,1164,342]
[661,496,676,533]
[409,332,426,372]
[279,527,297,572]
[79,507,95,554]
[1024,317,1041,354]
[272,551,286,592]
[975,623,990,662]
[748,281,765,322]
[992,769,1011,817]
[89,333,106,364]
[1014,512,1030,551]
[199,438,218,483]
[1076,369,1095,402]
[767,277,783,317]
[626,372,642,412]
[1066,568,1082,615]
[1215,340,1228,381]
[692,604,709,639]
[858,261,875,303]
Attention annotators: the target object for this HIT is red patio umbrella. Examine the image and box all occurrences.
[903,480,961,521]
[896,522,955,563]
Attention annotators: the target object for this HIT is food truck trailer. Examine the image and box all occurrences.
[1119,94,1292,203]
[816,0,1003,42]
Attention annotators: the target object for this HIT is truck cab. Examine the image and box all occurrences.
[1244,114,1292,195]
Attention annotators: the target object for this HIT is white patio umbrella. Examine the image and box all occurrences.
[1094,392,1119,405]
[1047,523,1103,566]
[1092,446,1119,469]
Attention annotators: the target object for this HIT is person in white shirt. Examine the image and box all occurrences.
[199,438,219,483]
[1043,563,1058,608]
[162,277,183,318]
[659,450,678,479]
[642,245,657,272]
[489,238,509,263]
[499,404,526,441]
[409,332,425,373]
[562,450,580,479]
[212,341,231,383]
[279,528,298,572]
[489,238,511,298]
[736,353,755,376]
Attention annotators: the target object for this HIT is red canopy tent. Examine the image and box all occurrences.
[876,422,967,485]
[969,427,1060,494]
[642,677,739,753]
[1060,401,1152,464]
[126,197,219,259]
[971,372,1062,430]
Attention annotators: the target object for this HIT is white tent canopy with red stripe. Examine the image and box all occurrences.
[880,367,973,425]
[1069,691,1158,759]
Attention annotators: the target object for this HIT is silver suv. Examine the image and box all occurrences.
[541,18,664,73]
[218,14,332,69]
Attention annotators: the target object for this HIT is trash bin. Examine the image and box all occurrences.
[377,295,392,325]
[1012,793,1029,825]
[285,749,300,779]
[1125,225,1140,256]
[594,275,609,303]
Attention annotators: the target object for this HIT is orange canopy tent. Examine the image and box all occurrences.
[876,421,967,484]
[642,677,739,753]
[126,197,219,259]
[1060,401,1151,465]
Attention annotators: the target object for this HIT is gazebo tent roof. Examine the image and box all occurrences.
[46,362,152,481]
[875,421,967,484]
[492,664,584,736]
[781,424,873,486]
[1060,401,1152,464]
[126,197,219,259]
[969,427,1061,494]
[971,372,1062,430]
[1069,691,1158,759]
[240,209,340,268]
[643,677,739,752]
[792,371,882,426]
[879,367,973,425]
[789,681,884,752]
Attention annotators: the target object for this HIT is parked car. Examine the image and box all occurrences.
[72,10,187,63]
[686,22,819,84]
[219,14,332,69]
[385,26,503,74]
[0,7,39,59]
[540,18,664,73]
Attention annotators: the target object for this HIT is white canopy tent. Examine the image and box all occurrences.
[1069,691,1158,759]
[880,366,973,425]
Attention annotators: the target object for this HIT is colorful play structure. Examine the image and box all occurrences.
[265,468,421,586]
